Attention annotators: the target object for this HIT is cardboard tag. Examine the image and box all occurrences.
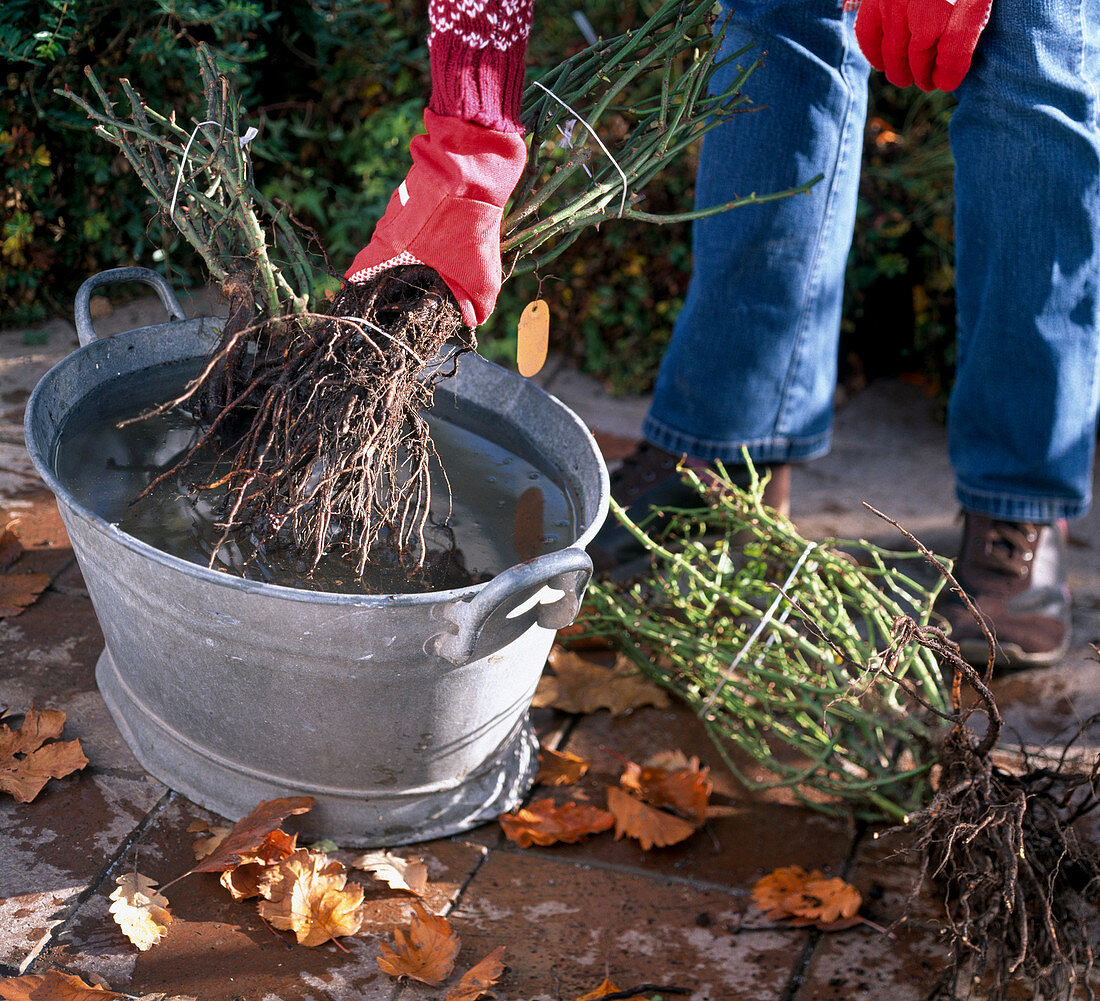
[517,299,549,378]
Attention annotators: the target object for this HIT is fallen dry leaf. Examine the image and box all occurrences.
[0,971,127,1001]
[350,850,428,896]
[220,828,299,901]
[109,872,172,951]
[189,822,233,861]
[499,797,614,848]
[377,900,460,985]
[643,749,694,771]
[535,746,590,786]
[0,527,22,571]
[0,573,50,619]
[619,751,712,826]
[444,945,508,1001]
[752,865,814,919]
[171,795,314,882]
[533,647,670,716]
[571,976,621,1000]
[0,526,47,619]
[256,848,364,946]
[553,615,613,651]
[788,876,863,927]
[0,708,88,803]
[1,708,64,754]
[752,865,863,930]
[605,786,696,851]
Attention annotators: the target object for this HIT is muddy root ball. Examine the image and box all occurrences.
[141,265,471,576]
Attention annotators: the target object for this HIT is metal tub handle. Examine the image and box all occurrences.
[434,548,593,666]
[75,267,187,346]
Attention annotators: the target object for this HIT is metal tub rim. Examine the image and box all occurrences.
[25,288,608,614]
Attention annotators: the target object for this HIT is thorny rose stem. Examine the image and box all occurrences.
[580,466,951,821]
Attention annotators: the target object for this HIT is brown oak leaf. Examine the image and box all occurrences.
[0,708,64,754]
[605,786,696,851]
[535,746,590,786]
[787,876,863,927]
[0,572,50,619]
[256,849,364,946]
[553,616,613,651]
[571,976,621,1000]
[188,821,233,861]
[0,709,88,803]
[532,647,670,716]
[109,872,172,951]
[350,850,428,896]
[169,796,314,883]
[619,751,712,826]
[443,945,507,1001]
[377,901,460,985]
[0,971,127,1001]
[752,866,863,930]
[220,828,299,901]
[499,797,614,848]
[0,524,49,619]
[0,527,23,572]
[752,865,813,919]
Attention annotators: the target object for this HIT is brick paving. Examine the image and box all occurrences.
[2,295,1098,1000]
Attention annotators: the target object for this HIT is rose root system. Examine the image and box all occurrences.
[869,509,1100,1001]
[907,715,1100,1001]
[139,265,469,575]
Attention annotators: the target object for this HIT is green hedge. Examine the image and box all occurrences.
[2,0,956,397]
[844,84,956,402]
[1,0,429,325]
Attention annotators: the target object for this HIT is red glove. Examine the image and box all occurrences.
[344,109,527,327]
[854,0,994,92]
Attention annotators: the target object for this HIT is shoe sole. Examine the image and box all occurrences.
[954,634,1071,671]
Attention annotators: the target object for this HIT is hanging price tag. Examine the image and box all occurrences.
[517,299,550,378]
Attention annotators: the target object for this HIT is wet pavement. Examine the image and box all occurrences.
[1,292,1098,1000]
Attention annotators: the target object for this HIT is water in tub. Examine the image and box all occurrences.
[53,359,578,595]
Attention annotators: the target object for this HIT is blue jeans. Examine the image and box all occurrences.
[642,0,1100,522]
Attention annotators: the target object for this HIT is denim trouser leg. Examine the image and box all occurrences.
[642,0,870,464]
[948,0,1100,522]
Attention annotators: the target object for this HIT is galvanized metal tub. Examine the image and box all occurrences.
[25,268,609,846]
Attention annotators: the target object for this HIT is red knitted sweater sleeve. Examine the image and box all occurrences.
[427,0,534,133]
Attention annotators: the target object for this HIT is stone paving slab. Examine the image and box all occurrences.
[0,583,102,701]
[790,835,949,1001]
[2,294,1099,1000]
[795,831,1100,1001]
[41,791,489,1001]
[991,660,1100,752]
[424,849,807,1001]
[0,773,168,973]
[535,705,857,888]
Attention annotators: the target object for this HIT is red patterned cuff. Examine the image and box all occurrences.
[427,0,533,133]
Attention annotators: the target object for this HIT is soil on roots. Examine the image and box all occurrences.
[911,727,1100,1001]
[882,617,1100,1001]
[140,265,472,581]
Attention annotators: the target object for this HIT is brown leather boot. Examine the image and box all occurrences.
[589,441,790,575]
[938,511,1071,669]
